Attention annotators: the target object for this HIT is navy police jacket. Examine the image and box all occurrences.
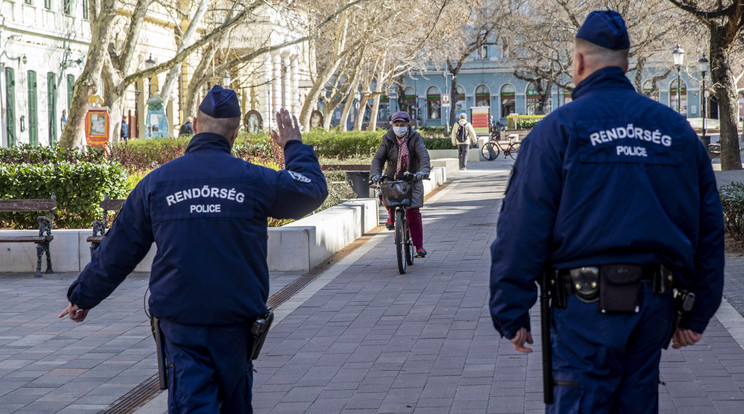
[67,133,328,325]
[490,67,724,339]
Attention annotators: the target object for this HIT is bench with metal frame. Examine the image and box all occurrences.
[87,194,126,257]
[0,195,57,277]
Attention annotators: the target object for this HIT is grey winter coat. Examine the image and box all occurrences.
[370,129,431,209]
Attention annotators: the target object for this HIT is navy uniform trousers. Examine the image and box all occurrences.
[548,284,675,413]
[160,320,254,413]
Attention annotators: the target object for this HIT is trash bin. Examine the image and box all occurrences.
[345,171,372,198]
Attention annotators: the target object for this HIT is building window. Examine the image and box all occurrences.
[455,85,466,111]
[500,84,515,118]
[24,0,33,5]
[477,45,488,60]
[64,0,71,15]
[402,86,416,119]
[44,0,51,9]
[426,86,441,120]
[377,95,390,122]
[563,90,572,106]
[475,85,490,107]
[83,0,89,19]
[670,79,687,115]
[526,82,541,115]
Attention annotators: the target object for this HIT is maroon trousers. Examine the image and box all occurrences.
[387,207,423,248]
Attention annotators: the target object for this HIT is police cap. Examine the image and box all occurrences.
[199,85,241,118]
[576,10,630,50]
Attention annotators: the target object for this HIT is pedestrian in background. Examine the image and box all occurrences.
[371,110,431,258]
[450,112,477,170]
[489,10,724,413]
[179,116,194,136]
[60,109,67,132]
[120,116,129,142]
[59,86,328,413]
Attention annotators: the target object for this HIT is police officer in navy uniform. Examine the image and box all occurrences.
[489,10,724,413]
[59,86,328,413]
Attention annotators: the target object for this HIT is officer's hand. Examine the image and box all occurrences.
[370,175,381,184]
[271,108,302,148]
[58,302,89,323]
[509,327,533,353]
[414,172,427,182]
[671,328,702,349]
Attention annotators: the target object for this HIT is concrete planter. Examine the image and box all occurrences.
[0,167,446,275]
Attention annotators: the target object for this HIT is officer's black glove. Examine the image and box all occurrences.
[414,172,427,182]
[370,175,381,184]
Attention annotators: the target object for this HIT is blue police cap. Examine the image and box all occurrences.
[391,111,411,123]
[576,10,630,50]
[199,85,241,118]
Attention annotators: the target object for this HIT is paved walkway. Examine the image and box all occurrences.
[1,157,744,413]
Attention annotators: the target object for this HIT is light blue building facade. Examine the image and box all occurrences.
[344,44,711,130]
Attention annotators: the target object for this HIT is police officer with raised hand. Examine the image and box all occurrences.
[59,85,328,413]
[489,10,724,413]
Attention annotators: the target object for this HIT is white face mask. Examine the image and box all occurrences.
[393,126,408,137]
[459,119,467,126]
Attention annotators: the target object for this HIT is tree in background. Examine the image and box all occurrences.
[667,0,744,170]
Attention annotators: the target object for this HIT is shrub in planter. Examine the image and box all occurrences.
[720,182,744,241]
[0,161,128,229]
[423,137,454,150]
[506,114,546,129]
[0,143,105,165]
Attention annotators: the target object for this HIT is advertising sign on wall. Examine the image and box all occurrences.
[469,106,490,136]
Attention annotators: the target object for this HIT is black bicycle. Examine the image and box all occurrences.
[371,174,416,274]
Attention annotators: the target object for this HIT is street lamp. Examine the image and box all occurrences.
[223,71,231,88]
[672,43,685,114]
[699,53,710,146]
[145,54,156,98]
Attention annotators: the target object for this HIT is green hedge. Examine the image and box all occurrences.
[0,143,105,165]
[0,161,129,229]
[506,114,546,129]
[720,182,744,241]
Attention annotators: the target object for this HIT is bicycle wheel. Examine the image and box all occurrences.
[506,142,520,160]
[481,142,499,161]
[404,217,414,266]
[395,209,407,274]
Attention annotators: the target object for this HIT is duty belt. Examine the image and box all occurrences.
[550,264,673,310]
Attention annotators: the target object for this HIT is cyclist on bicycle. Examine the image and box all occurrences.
[370,111,431,258]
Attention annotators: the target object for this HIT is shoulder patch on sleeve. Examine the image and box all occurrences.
[288,170,312,183]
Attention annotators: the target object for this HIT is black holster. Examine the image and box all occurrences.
[250,309,274,360]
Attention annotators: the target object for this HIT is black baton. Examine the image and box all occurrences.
[540,271,554,404]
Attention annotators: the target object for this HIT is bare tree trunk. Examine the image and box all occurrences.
[710,27,742,170]
[368,93,380,131]
[354,95,370,131]
[59,0,118,148]
[339,86,356,132]
[449,73,458,127]
[160,0,210,107]
[102,56,124,145]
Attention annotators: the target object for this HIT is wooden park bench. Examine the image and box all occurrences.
[0,196,57,277]
[87,194,126,257]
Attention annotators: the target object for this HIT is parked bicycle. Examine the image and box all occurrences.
[370,173,419,274]
[481,128,521,160]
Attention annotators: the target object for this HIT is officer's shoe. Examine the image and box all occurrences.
[386,219,395,230]
[416,247,427,258]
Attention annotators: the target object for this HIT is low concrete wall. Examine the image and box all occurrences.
[0,167,446,275]
[431,158,458,176]
[428,148,480,162]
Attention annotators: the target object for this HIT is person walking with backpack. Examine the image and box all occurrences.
[450,113,477,170]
